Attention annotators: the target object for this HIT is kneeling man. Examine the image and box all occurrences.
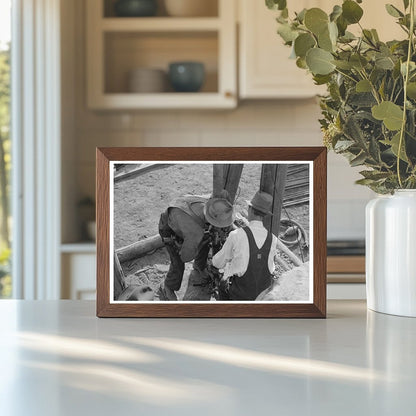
[212,191,277,301]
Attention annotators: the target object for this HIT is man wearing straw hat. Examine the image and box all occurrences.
[158,193,234,301]
[212,191,278,301]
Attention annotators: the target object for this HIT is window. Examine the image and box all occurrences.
[0,0,11,298]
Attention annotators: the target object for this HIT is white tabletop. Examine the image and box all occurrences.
[0,300,415,416]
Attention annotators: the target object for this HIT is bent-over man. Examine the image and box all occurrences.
[158,194,234,301]
[212,191,278,301]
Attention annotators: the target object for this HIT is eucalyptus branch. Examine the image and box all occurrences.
[397,0,415,188]
[393,85,404,103]
[390,79,398,101]
[268,0,416,192]
[334,68,359,84]
[359,69,381,104]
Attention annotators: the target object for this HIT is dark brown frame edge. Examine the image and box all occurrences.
[96,147,327,318]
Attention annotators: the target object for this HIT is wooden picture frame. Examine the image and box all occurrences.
[96,147,327,318]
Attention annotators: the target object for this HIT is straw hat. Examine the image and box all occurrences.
[204,197,234,228]
[247,191,273,216]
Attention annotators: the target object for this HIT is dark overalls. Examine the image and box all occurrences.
[221,227,273,301]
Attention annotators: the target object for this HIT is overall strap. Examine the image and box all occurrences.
[243,226,273,258]
[243,226,258,258]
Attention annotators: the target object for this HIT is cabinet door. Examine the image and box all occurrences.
[62,253,96,300]
[358,0,404,41]
[239,0,325,99]
[239,0,405,99]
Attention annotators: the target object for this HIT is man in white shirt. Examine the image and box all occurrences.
[212,191,278,301]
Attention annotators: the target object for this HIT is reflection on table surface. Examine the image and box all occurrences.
[0,300,415,416]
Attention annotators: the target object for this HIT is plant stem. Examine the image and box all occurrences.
[397,0,415,188]
[358,69,381,104]
[334,68,358,84]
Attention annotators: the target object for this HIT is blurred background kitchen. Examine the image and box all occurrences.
[2,0,403,300]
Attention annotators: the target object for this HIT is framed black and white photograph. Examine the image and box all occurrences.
[96,147,327,317]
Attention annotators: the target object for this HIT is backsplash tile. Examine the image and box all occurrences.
[74,100,369,239]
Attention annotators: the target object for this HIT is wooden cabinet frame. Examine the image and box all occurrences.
[86,0,237,109]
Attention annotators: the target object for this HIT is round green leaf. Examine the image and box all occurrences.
[328,21,338,43]
[294,33,316,58]
[342,0,364,24]
[407,82,416,99]
[318,28,333,52]
[336,15,348,36]
[277,23,298,43]
[350,54,368,70]
[333,60,352,70]
[304,8,329,35]
[266,0,287,11]
[375,56,395,70]
[330,5,342,22]
[385,132,408,162]
[371,101,404,131]
[385,4,403,18]
[313,74,332,85]
[356,79,372,92]
[296,8,307,23]
[296,57,308,69]
[306,48,335,75]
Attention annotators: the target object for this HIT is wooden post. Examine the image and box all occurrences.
[260,164,277,195]
[260,164,288,236]
[213,164,243,203]
[223,164,244,202]
[114,251,125,300]
[270,164,288,236]
[213,164,225,197]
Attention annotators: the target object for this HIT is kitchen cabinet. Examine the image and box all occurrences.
[239,0,325,99]
[61,245,96,300]
[86,0,237,109]
[327,255,366,299]
[238,0,404,99]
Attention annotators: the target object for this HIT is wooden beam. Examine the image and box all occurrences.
[270,164,288,236]
[116,234,164,263]
[260,164,288,235]
[213,164,225,197]
[223,164,244,202]
[114,163,171,182]
[113,251,126,300]
[260,164,277,195]
[213,164,243,202]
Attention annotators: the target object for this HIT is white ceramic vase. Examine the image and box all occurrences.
[366,190,416,317]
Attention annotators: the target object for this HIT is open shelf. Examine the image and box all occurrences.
[61,243,96,254]
[104,31,218,94]
[91,92,234,109]
[87,0,236,109]
[102,17,220,31]
[103,0,219,18]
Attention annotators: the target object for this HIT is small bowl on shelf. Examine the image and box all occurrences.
[114,0,158,17]
[128,68,167,93]
[164,0,218,17]
[168,61,205,92]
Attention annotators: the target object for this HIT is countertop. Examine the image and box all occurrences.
[0,300,415,415]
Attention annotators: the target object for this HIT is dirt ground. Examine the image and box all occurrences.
[114,163,310,301]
